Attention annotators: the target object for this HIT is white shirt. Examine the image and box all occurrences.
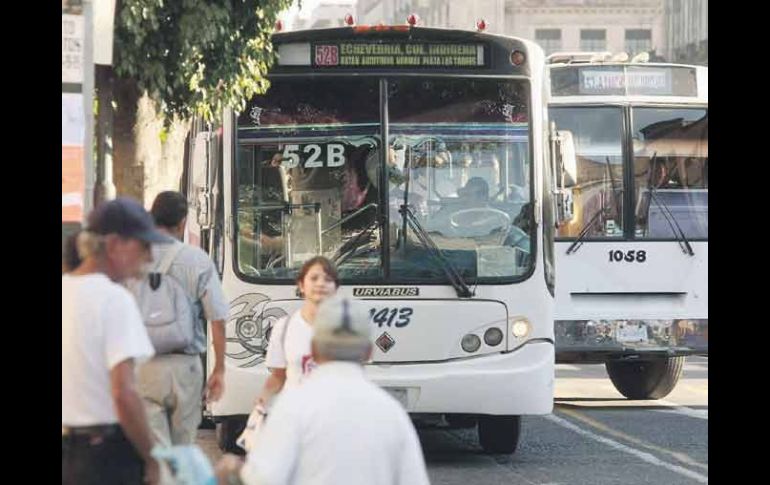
[62,274,155,426]
[264,312,317,389]
[241,362,430,485]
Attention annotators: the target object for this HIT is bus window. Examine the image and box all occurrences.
[387,78,533,280]
[632,108,708,239]
[235,78,382,280]
[550,106,625,238]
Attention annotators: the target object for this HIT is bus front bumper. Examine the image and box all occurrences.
[555,319,708,363]
[364,340,554,416]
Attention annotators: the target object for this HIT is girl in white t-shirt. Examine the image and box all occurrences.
[256,256,340,406]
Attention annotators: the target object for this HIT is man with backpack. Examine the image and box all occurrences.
[128,191,229,446]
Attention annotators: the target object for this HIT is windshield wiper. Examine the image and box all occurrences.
[566,159,620,255]
[332,216,379,266]
[647,187,695,256]
[642,153,694,256]
[400,204,473,298]
[565,205,607,255]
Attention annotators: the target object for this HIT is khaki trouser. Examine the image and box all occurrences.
[136,354,203,447]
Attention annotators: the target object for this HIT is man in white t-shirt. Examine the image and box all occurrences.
[62,198,172,485]
[215,296,431,485]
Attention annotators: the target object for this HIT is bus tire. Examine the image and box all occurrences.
[605,356,685,400]
[216,417,247,455]
[478,415,521,454]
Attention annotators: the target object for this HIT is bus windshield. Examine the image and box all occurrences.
[550,106,624,239]
[387,78,532,281]
[633,107,707,239]
[235,77,533,282]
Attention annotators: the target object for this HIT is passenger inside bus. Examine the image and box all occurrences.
[424,177,510,240]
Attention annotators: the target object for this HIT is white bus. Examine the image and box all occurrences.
[547,53,708,399]
[184,24,573,454]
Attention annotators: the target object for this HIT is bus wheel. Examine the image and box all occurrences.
[478,415,521,454]
[605,356,685,400]
[216,417,247,455]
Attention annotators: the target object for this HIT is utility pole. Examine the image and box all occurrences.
[94,0,117,206]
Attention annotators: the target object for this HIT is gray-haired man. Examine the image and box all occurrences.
[216,296,430,485]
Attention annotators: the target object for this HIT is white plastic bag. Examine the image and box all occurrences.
[151,444,216,485]
[236,403,268,452]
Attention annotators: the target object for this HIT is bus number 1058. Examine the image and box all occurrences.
[609,250,647,263]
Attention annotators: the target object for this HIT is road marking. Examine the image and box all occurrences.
[556,406,707,471]
[548,411,708,483]
[656,400,708,420]
[555,364,582,371]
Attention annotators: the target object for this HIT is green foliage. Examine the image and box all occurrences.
[114,0,293,125]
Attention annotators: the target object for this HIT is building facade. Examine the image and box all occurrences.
[357,0,667,58]
[665,0,707,65]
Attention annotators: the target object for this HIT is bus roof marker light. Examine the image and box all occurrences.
[510,50,525,66]
[611,52,629,62]
[344,14,355,26]
[631,51,650,63]
[407,13,419,26]
[476,19,487,32]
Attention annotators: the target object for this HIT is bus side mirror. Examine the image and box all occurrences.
[550,126,576,225]
[557,130,577,188]
[555,188,574,225]
[191,131,212,230]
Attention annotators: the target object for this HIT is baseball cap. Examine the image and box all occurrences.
[313,296,372,350]
[86,197,173,244]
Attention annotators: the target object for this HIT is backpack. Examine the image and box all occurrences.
[128,242,195,354]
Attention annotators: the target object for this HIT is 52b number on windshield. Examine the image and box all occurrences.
[369,307,414,328]
[281,143,346,168]
[609,250,647,263]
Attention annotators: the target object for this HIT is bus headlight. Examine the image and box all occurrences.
[461,334,482,353]
[510,317,531,339]
[483,327,504,346]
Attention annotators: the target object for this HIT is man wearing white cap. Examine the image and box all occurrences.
[215,296,430,485]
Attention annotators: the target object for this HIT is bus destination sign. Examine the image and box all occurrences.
[551,65,698,97]
[580,68,671,95]
[313,42,486,68]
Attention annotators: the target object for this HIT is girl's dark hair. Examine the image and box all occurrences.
[296,256,340,288]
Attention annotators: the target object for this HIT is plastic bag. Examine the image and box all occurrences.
[151,445,216,485]
[236,403,268,452]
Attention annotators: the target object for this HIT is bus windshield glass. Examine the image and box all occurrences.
[236,77,382,280]
[235,77,533,282]
[387,78,533,281]
[550,106,624,238]
[633,107,708,239]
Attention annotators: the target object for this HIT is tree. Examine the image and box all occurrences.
[101,0,293,204]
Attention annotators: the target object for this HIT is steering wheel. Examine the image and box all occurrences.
[241,263,260,275]
[505,225,529,249]
[449,207,512,238]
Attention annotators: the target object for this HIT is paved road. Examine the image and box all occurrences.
[197,356,708,484]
